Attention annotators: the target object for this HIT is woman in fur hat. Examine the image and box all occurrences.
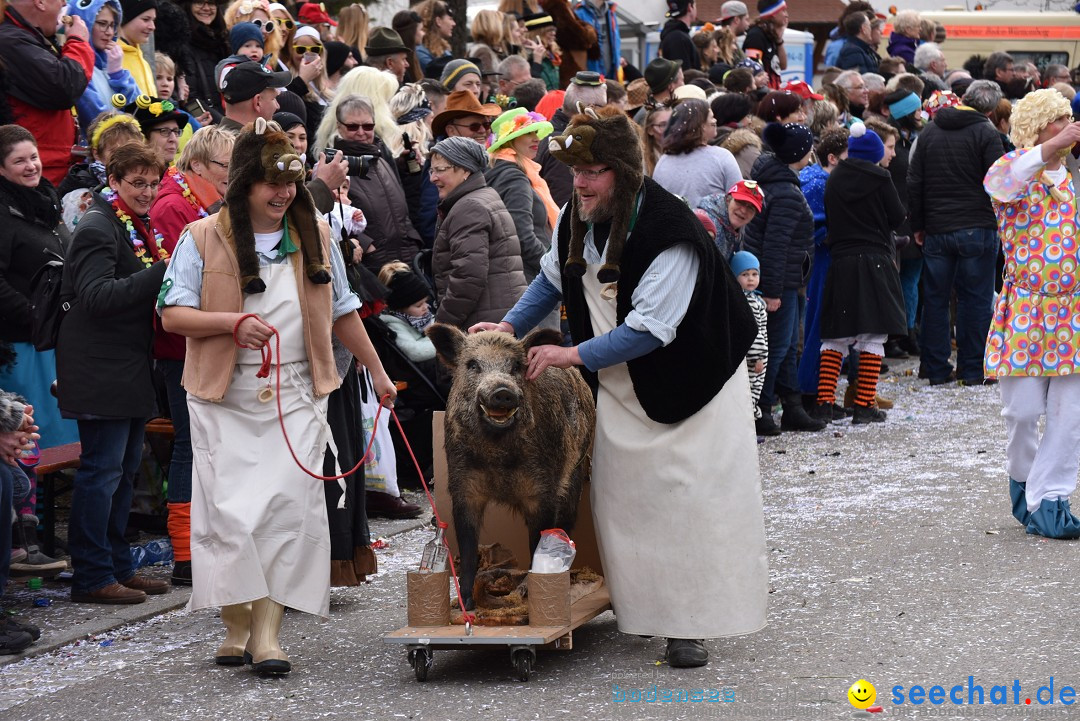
[160,119,397,675]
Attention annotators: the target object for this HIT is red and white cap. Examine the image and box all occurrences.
[728,179,765,212]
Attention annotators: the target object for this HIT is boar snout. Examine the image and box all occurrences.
[479,381,522,428]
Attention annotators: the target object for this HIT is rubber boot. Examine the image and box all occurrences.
[779,394,826,432]
[249,597,290,675]
[215,603,252,666]
[9,515,67,577]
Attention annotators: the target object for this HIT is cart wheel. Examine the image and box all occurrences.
[409,648,432,681]
[512,649,532,682]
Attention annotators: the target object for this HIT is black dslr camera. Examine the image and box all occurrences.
[324,147,375,177]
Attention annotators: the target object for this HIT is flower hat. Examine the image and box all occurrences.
[487,108,554,154]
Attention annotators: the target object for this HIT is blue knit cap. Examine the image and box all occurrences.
[730,251,760,277]
[230,22,264,55]
[847,122,884,164]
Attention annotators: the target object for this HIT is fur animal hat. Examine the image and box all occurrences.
[225,118,330,294]
[547,105,644,283]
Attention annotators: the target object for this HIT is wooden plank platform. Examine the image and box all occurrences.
[384,587,611,648]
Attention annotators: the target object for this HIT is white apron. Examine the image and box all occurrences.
[188,259,333,617]
[584,266,769,638]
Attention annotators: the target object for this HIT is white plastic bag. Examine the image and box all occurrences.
[531,529,576,573]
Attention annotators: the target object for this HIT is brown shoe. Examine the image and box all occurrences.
[71,582,147,605]
[121,574,170,595]
[365,491,422,519]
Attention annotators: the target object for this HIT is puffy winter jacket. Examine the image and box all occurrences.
[432,172,527,328]
[742,152,814,298]
[836,36,880,74]
[337,137,423,273]
[886,33,918,64]
[485,159,549,282]
[907,105,1004,235]
[0,8,94,187]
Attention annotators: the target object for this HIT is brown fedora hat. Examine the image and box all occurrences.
[431,90,502,137]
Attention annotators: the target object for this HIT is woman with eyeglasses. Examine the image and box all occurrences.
[65,0,140,132]
[115,0,157,95]
[55,142,172,605]
[284,26,333,143]
[324,93,423,273]
[224,0,283,66]
[124,95,189,167]
[147,125,234,587]
[430,136,526,329]
[415,0,454,74]
[174,0,230,115]
[652,98,742,208]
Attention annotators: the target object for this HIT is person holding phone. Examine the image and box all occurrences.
[285,25,332,142]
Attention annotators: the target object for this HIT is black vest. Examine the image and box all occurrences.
[558,177,757,424]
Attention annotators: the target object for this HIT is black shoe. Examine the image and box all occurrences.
[809,403,834,423]
[879,361,890,375]
[665,639,708,668]
[958,376,998,387]
[0,628,33,655]
[171,560,193,587]
[898,328,920,355]
[780,397,827,432]
[884,340,909,359]
[928,370,958,386]
[0,617,40,642]
[755,413,781,437]
[831,403,848,420]
[852,404,887,424]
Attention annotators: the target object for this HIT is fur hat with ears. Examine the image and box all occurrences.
[224,118,331,294]
[547,105,644,283]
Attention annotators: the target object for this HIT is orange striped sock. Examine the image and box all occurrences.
[816,349,844,405]
[855,352,882,408]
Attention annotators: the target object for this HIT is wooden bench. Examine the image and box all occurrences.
[34,442,82,557]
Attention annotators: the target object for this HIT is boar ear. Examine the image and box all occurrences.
[426,323,467,369]
[521,328,565,354]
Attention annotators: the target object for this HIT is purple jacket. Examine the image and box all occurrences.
[886,33,918,64]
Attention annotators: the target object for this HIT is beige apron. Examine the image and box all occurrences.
[583,266,769,638]
[188,259,333,617]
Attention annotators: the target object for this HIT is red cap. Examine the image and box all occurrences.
[781,80,824,101]
[298,2,336,26]
[693,209,717,238]
[728,179,765,212]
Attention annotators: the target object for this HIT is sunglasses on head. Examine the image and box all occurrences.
[339,121,375,132]
[451,119,493,133]
[252,18,276,32]
[294,44,323,55]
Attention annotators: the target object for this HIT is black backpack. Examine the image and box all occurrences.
[28,251,71,352]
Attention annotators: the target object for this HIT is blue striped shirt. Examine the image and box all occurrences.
[159,223,361,321]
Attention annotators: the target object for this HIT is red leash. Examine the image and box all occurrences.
[233,314,475,625]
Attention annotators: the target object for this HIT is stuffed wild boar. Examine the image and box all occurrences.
[426,324,595,611]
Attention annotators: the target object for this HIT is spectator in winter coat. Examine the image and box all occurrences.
[0,0,95,186]
[538,0,597,89]
[885,10,920,65]
[659,0,699,72]
[116,0,157,94]
[907,79,1005,386]
[837,12,880,75]
[742,122,825,436]
[574,0,620,80]
[66,0,140,132]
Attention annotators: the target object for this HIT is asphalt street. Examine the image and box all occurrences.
[2,356,1077,721]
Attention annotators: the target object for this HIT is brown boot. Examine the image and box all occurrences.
[215,603,252,666]
[249,597,290,675]
[121,574,170,595]
[71,582,147,605]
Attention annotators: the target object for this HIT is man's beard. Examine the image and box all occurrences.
[576,186,616,224]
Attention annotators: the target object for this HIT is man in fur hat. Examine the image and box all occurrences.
[982,89,1080,539]
[160,118,396,676]
[469,106,768,668]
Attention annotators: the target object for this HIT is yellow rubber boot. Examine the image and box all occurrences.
[249,597,290,675]
[214,603,252,666]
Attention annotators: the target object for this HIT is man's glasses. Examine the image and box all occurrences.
[252,18,276,32]
[568,167,612,181]
[294,44,323,55]
[151,127,183,138]
[451,120,492,133]
[122,178,161,191]
[338,121,375,132]
[93,19,117,31]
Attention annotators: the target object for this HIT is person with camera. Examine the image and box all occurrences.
[330,94,423,274]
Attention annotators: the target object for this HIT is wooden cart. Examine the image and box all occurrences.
[384,586,611,681]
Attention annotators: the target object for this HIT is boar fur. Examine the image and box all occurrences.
[427,324,596,611]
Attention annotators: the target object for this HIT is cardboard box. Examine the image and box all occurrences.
[431,411,604,575]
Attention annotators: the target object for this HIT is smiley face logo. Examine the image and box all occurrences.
[848,679,876,709]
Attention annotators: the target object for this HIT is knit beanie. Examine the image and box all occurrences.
[324,40,351,78]
[430,136,487,175]
[385,270,431,310]
[847,122,884,164]
[119,0,156,24]
[756,0,786,19]
[729,250,760,277]
[230,22,264,55]
[440,59,481,91]
[762,122,813,165]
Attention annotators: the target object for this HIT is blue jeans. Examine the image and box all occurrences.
[158,360,192,504]
[0,462,32,594]
[899,257,922,330]
[761,288,801,411]
[919,228,997,383]
[68,417,147,593]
